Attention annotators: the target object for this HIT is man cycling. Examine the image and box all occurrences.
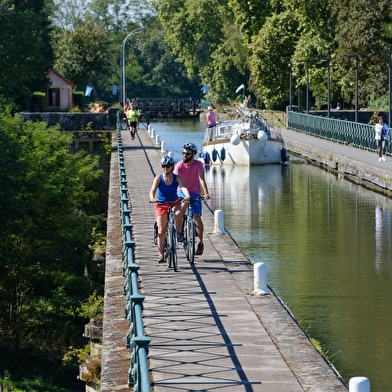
[174,142,210,256]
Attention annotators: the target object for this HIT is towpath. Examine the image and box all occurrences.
[101,126,350,392]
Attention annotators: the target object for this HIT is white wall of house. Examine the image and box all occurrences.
[46,70,75,111]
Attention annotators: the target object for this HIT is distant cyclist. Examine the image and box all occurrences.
[150,156,190,263]
[174,143,210,256]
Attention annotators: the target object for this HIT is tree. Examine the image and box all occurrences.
[0,101,102,367]
[330,0,392,108]
[0,0,53,108]
[53,21,112,93]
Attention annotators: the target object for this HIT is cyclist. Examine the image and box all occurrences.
[174,143,211,256]
[150,156,190,263]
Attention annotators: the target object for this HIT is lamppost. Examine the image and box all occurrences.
[343,53,359,122]
[318,57,331,117]
[121,26,148,108]
[282,61,292,111]
[299,60,309,113]
[374,50,392,125]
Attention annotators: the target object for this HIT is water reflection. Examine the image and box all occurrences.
[150,119,392,391]
[205,164,392,392]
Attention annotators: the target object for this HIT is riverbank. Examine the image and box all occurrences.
[281,127,392,195]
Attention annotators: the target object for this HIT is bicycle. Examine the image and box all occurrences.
[181,197,202,264]
[152,200,180,272]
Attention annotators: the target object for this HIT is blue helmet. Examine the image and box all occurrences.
[183,142,198,153]
[160,156,175,166]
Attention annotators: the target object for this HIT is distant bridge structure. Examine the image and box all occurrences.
[133,97,202,119]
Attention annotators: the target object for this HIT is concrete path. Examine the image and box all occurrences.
[117,127,347,392]
[280,127,392,193]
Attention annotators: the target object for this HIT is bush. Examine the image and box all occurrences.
[32,91,45,112]
[73,91,85,109]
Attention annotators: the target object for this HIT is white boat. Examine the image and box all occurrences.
[202,105,288,165]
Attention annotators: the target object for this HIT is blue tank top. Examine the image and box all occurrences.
[157,173,179,202]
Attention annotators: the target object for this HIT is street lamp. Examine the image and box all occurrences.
[121,26,148,108]
[318,57,331,117]
[374,50,392,125]
[282,61,292,111]
[343,53,359,122]
[299,60,309,113]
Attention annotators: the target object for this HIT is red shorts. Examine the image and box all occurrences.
[155,201,181,216]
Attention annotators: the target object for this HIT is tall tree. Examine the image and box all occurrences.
[330,0,392,108]
[53,21,112,92]
[0,0,53,108]
[0,102,102,357]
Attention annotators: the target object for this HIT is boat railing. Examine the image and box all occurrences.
[270,125,284,141]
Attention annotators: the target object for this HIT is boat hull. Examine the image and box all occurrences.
[202,138,284,165]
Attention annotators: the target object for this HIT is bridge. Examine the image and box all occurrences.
[98,118,348,392]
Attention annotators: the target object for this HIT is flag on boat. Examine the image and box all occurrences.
[112,85,118,95]
[235,84,244,93]
[202,85,209,94]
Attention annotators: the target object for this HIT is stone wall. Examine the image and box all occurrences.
[18,109,119,131]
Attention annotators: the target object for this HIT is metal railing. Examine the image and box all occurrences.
[287,111,388,155]
[116,111,151,391]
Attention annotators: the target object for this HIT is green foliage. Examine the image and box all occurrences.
[69,106,82,112]
[79,291,104,320]
[53,21,112,89]
[0,99,105,390]
[72,90,85,108]
[0,1,53,109]
[32,92,46,111]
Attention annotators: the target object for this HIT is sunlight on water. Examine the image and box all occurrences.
[149,119,392,391]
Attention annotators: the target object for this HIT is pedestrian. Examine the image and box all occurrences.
[375,116,389,161]
[205,106,217,128]
[126,103,140,140]
[150,156,190,263]
[174,143,211,256]
[123,99,131,127]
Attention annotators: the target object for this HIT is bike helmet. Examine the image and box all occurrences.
[160,155,175,166]
[183,142,198,153]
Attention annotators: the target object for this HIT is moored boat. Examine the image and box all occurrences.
[201,105,288,165]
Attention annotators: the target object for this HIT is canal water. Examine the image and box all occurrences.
[148,119,392,392]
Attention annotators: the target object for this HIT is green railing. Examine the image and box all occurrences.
[116,112,151,392]
[287,111,388,154]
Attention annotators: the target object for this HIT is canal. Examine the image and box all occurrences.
[148,119,392,392]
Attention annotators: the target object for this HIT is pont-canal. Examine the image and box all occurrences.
[148,118,392,392]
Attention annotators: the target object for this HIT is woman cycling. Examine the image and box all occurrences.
[150,156,190,263]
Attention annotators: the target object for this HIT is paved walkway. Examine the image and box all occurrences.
[113,127,348,392]
[280,127,392,193]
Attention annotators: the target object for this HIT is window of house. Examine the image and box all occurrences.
[48,88,60,106]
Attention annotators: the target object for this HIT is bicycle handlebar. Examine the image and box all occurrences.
[150,197,183,206]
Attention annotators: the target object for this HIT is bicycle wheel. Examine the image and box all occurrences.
[186,218,196,264]
[171,229,179,272]
[165,231,172,268]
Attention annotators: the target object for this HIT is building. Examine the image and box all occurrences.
[46,69,76,111]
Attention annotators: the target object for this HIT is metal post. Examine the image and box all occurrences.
[355,56,359,122]
[282,61,292,111]
[375,50,392,125]
[121,26,147,108]
[299,60,309,113]
[343,54,359,122]
[318,58,331,117]
[306,64,309,114]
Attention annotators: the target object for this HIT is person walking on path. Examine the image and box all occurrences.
[174,143,210,256]
[205,106,217,128]
[375,115,390,161]
[150,156,190,263]
[126,103,140,140]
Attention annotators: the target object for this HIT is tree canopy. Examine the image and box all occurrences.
[0,98,105,390]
